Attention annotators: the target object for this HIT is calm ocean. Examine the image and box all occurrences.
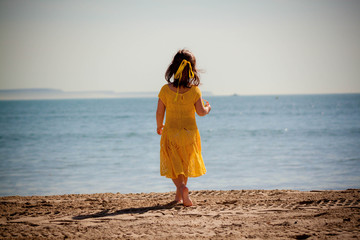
[0,94,359,196]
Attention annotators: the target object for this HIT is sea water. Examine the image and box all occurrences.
[0,94,359,196]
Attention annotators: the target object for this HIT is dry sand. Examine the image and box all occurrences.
[0,189,359,239]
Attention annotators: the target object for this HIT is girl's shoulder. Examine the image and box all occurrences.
[158,84,169,101]
[159,84,171,94]
[192,85,201,95]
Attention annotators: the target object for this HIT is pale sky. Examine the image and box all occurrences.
[0,0,359,95]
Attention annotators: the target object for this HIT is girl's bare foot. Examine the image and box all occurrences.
[181,186,193,207]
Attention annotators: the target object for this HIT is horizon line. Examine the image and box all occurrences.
[0,88,359,101]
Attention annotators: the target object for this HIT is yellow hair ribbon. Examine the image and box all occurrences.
[174,59,194,101]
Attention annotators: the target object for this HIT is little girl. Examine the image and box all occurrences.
[156,49,211,206]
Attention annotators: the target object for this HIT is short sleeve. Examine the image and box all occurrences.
[193,86,201,103]
[158,85,167,106]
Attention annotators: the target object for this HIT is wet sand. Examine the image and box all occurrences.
[1,189,359,239]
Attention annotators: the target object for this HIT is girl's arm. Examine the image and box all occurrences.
[156,98,166,135]
[195,97,211,116]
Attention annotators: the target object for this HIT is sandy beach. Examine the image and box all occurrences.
[0,189,359,239]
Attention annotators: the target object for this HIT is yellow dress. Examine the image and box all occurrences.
[158,84,207,179]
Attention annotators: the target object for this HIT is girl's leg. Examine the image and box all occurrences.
[174,188,182,203]
[173,176,188,203]
[172,174,192,206]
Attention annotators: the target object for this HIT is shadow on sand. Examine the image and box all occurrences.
[72,201,179,220]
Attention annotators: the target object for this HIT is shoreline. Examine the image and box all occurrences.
[1,189,359,239]
[1,187,358,198]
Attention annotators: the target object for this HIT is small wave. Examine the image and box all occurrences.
[114,115,132,119]
[341,158,360,162]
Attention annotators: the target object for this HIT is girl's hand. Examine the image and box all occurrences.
[203,99,211,113]
[157,125,164,135]
[206,103,211,113]
[195,98,211,116]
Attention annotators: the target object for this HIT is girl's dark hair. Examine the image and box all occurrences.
[165,49,200,88]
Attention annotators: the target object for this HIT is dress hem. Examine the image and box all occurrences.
[160,172,206,179]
